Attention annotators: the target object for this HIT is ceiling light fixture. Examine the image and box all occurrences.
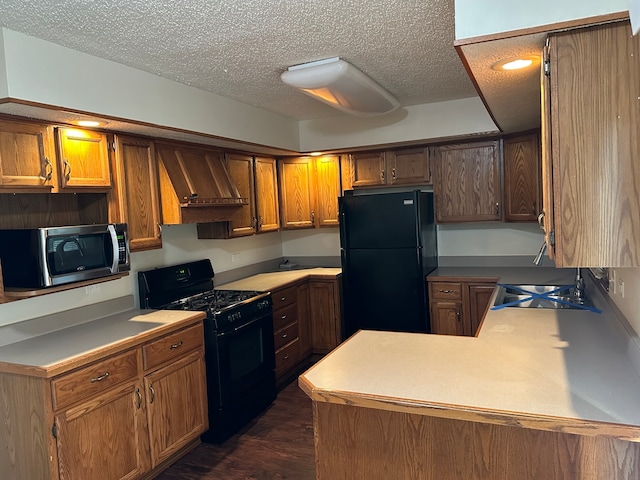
[77,120,101,127]
[492,55,540,71]
[280,57,400,117]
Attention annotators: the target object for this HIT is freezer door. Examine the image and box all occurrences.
[340,191,422,249]
[342,247,428,336]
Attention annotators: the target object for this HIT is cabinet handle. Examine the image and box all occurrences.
[311,211,315,223]
[63,160,72,181]
[282,333,288,339]
[169,340,183,350]
[281,314,287,320]
[135,388,142,409]
[392,168,396,180]
[456,310,461,322]
[283,354,289,360]
[259,216,263,228]
[537,212,545,231]
[149,384,155,404]
[90,372,109,383]
[253,217,258,230]
[280,297,287,302]
[439,289,455,294]
[44,157,53,181]
[495,203,500,216]
[381,169,385,181]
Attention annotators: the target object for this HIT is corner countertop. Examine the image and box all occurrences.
[300,269,640,441]
[0,309,206,378]
[217,267,341,292]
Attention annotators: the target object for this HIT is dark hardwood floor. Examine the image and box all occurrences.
[155,380,316,480]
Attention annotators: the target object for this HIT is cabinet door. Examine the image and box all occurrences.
[144,350,208,468]
[297,282,312,358]
[430,301,464,336]
[110,135,162,251]
[254,156,280,232]
[350,151,385,186]
[0,120,56,190]
[56,128,111,189]
[314,155,341,227]
[310,279,341,353]
[434,141,501,223]
[467,284,496,336]
[226,153,257,237]
[547,22,640,267]
[387,147,431,185]
[278,157,316,229]
[55,381,149,480]
[503,133,540,222]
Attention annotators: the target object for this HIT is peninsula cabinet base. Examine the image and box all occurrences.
[312,402,640,480]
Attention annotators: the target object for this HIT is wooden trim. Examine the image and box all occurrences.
[453,12,629,47]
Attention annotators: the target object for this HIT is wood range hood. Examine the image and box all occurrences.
[155,141,247,224]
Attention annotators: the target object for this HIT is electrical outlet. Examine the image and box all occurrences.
[619,281,625,298]
[231,253,240,263]
[85,284,101,295]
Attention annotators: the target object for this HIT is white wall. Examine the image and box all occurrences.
[298,97,497,152]
[437,223,544,257]
[0,28,300,151]
[608,268,640,336]
[454,0,628,39]
[281,229,341,257]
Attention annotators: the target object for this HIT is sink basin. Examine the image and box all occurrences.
[492,284,594,310]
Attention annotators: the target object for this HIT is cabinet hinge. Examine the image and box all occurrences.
[549,230,555,246]
[52,422,58,439]
[543,59,551,77]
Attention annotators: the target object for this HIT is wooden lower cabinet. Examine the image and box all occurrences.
[0,321,208,480]
[271,276,343,382]
[428,277,497,336]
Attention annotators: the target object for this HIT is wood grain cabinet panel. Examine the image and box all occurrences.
[310,277,342,354]
[109,134,162,251]
[543,21,640,267]
[254,156,280,232]
[503,133,541,222]
[224,153,257,236]
[347,147,431,188]
[433,140,501,223]
[350,151,386,187]
[56,127,111,190]
[0,119,56,191]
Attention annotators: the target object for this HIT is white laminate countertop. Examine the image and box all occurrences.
[301,272,640,441]
[217,267,341,292]
[0,309,205,377]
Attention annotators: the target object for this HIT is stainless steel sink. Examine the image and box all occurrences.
[492,284,594,310]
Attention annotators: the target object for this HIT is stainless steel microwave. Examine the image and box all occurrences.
[0,223,130,289]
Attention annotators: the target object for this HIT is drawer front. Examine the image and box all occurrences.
[430,282,463,300]
[52,349,139,410]
[273,302,298,332]
[274,322,299,351]
[275,338,300,378]
[143,323,204,371]
[271,284,298,310]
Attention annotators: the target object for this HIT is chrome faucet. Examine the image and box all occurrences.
[574,268,586,303]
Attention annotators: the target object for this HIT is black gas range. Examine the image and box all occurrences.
[138,259,276,443]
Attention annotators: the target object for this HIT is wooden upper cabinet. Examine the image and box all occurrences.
[56,127,111,190]
[545,21,640,267]
[278,157,316,229]
[433,140,501,223]
[314,155,341,227]
[503,132,541,222]
[254,156,280,232]
[225,153,257,237]
[0,119,56,191]
[109,134,162,251]
[347,147,431,188]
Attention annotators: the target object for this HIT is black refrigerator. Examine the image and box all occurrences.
[339,190,437,336]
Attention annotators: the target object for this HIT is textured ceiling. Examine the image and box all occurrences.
[0,0,480,121]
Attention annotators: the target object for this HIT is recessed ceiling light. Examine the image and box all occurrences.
[77,120,101,127]
[492,55,540,71]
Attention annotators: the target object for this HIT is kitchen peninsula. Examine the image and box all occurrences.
[300,274,640,480]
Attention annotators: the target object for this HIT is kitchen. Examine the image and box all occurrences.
[0,0,639,479]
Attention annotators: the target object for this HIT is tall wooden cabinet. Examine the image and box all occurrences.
[433,140,501,223]
[503,132,540,222]
[542,21,640,267]
[109,134,162,251]
[278,155,340,230]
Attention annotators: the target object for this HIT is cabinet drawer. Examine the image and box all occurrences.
[274,322,299,351]
[52,349,139,410]
[273,302,298,331]
[430,282,463,300]
[275,338,300,378]
[143,323,204,371]
[272,284,298,310]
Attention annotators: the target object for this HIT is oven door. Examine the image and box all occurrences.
[207,311,275,407]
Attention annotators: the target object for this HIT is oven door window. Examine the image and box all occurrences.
[214,314,275,404]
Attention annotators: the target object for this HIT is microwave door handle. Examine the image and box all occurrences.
[108,224,119,273]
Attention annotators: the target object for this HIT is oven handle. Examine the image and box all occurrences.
[216,315,268,337]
